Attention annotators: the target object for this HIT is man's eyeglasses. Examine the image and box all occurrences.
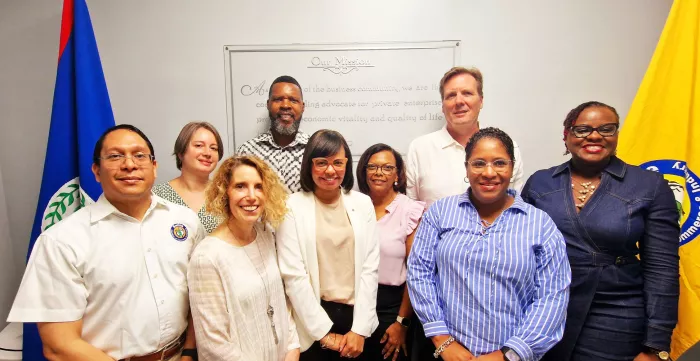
[312,158,348,170]
[569,123,619,138]
[366,164,396,174]
[99,153,155,168]
[466,159,513,173]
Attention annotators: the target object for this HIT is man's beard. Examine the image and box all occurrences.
[270,114,301,136]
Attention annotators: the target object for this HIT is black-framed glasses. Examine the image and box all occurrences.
[569,123,619,138]
[312,157,348,170]
[465,159,513,173]
[99,153,155,168]
[366,163,397,174]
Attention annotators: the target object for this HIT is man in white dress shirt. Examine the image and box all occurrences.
[7,125,204,361]
[406,67,525,206]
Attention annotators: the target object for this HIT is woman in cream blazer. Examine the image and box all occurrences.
[276,130,380,360]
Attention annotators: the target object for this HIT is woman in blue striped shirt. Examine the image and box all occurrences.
[407,127,571,361]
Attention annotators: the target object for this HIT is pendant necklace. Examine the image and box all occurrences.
[231,226,279,345]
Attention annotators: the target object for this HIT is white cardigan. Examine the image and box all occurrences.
[276,190,380,351]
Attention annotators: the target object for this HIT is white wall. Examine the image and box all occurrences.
[0,0,672,319]
[0,165,18,330]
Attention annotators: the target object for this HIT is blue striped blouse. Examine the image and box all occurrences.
[407,189,571,361]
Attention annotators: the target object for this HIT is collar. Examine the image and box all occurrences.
[457,188,529,214]
[436,126,463,149]
[552,156,627,179]
[90,193,169,223]
[255,130,309,149]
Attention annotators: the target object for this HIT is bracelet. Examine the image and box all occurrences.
[320,333,335,349]
[433,336,455,358]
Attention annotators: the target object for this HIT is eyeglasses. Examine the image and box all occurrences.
[312,157,348,170]
[466,159,512,173]
[366,164,396,174]
[99,153,155,168]
[569,123,619,138]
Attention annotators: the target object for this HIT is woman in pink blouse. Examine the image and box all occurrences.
[357,144,425,361]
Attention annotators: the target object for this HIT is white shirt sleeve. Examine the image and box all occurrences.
[7,234,87,322]
[511,141,525,193]
[350,199,380,337]
[406,141,420,201]
[188,252,242,360]
[286,298,300,351]
[276,207,334,342]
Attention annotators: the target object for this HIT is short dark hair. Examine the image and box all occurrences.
[356,143,406,195]
[465,127,515,162]
[300,129,353,193]
[173,121,224,170]
[269,75,303,100]
[563,101,620,129]
[92,124,155,165]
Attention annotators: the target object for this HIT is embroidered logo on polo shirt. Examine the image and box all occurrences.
[170,223,189,241]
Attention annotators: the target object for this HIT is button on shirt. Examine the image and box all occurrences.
[8,195,205,360]
[407,190,571,361]
[237,131,309,193]
[406,126,525,206]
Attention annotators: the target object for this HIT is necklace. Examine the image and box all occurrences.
[229,224,279,345]
[571,178,600,209]
[480,218,493,235]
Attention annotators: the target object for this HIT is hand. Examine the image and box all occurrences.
[380,322,408,361]
[338,331,365,358]
[476,350,504,361]
[633,352,663,361]
[438,342,475,361]
[320,333,342,352]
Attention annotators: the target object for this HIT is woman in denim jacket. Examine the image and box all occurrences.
[522,101,680,361]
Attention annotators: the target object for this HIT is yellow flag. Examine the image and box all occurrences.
[617,0,700,358]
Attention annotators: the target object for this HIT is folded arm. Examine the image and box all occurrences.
[505,218,571,361]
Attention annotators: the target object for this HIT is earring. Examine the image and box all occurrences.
[563,148,570,155]
[464,176,469,184]
[394,181,398,186]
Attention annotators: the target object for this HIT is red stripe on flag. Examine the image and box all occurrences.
[58,0,74,60]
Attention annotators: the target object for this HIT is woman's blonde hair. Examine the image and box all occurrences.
[206,155,288,227]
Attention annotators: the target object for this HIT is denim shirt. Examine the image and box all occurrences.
[521,156,679,358]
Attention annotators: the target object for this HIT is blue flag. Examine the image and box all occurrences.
[23,0,115,359]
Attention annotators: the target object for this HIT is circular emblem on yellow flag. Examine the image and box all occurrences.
[642,160,700,245]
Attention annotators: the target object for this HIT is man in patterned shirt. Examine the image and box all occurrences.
[237,75,309,193]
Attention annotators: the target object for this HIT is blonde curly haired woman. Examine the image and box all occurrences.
[188,155,300,361]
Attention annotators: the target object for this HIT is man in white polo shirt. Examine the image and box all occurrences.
[406,66,525,206]
[7,125,203,361]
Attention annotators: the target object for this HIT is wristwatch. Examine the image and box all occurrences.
[645,347,670,360]
[500,346,521,361]
[182,348,198,361]
[396,315,411,327]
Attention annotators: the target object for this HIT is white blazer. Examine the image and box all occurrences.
[276,190,380,351]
